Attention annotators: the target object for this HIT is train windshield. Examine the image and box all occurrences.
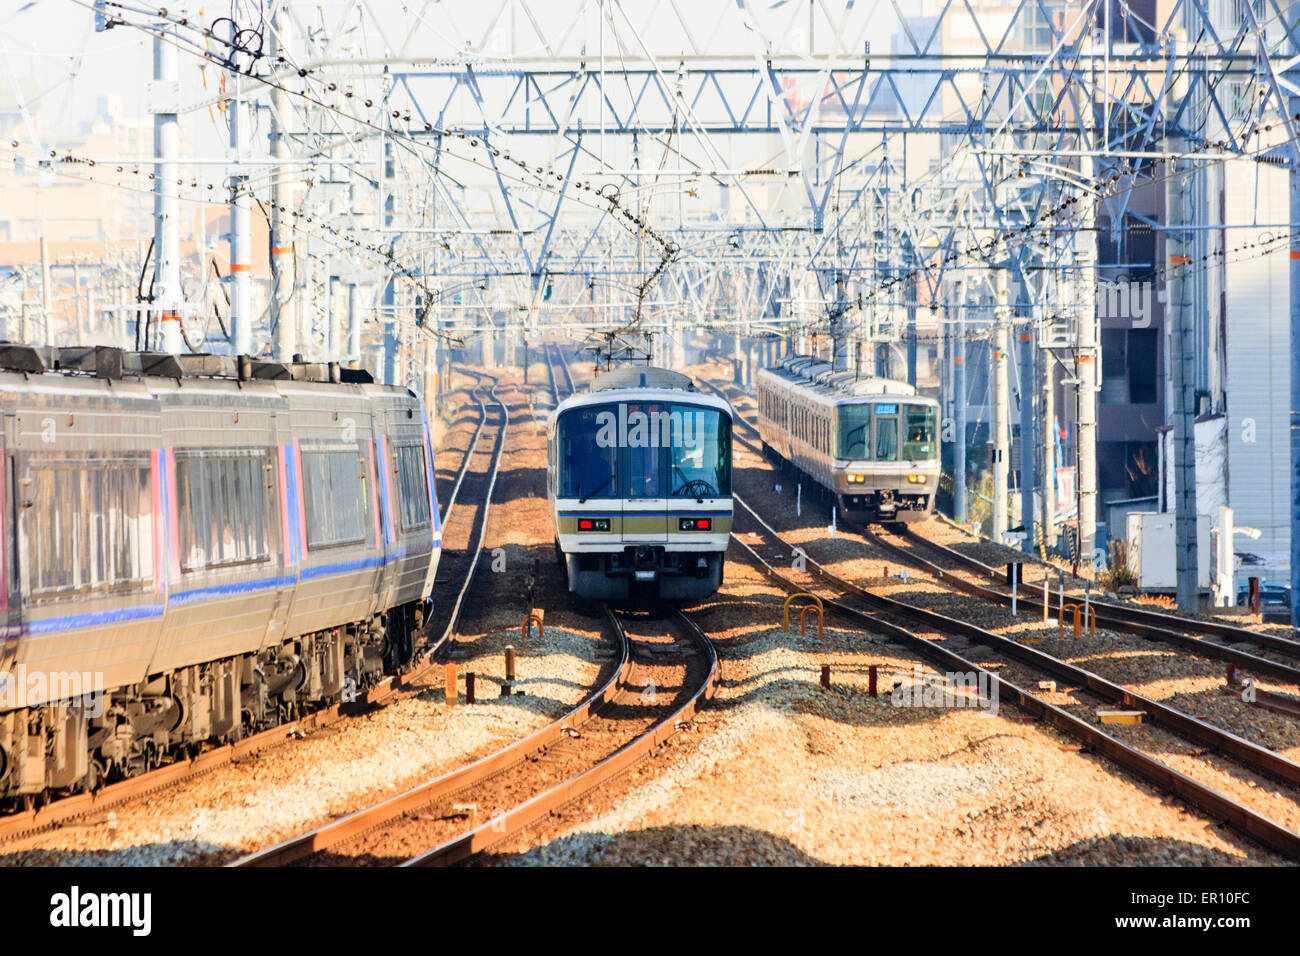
[837,404,871,459]
[557,406,619,500]
[556,402,731,499]
[903,404,938,460]
[667,405,730,498]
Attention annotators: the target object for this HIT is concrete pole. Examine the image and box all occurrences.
[1018,320,1036,554]
[992,270,1010,544]
[227,22,251,357]
[1042,345,1056,551]
[1291,92,1300,625]
[1075,157,1099,571]
[346,282,361,367]
[953,280,968,523]
[269,8,296,362]
[1168,149,1199,612]
[39,236,52,344]
[906,278,917,387]
[327,275,342,361]
[381,129,399,385]
[152,24,182,355]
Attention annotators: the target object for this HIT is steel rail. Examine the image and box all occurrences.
[697,372,1300,683]
[865,524,1300,686]
[402,607,718,866]
[438,375,492,532]
[424,380,511,655]
[919,516,1300,661]
[730,499,1300,861]
[230,605,634,867]
[737,494,1300,788]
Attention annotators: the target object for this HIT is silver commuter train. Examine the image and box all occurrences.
[547,367,732,601]
[755,354,940,523]
[0,346,441,800]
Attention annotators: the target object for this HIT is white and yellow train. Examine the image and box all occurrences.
[756,355,940,523]
[547,367,733,601]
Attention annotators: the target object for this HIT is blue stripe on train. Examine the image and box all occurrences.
[23,543,436,635]
[26,603,166,635]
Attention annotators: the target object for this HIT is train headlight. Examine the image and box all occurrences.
[679,517,712,531]
[577,518,611,532]
[907,474,926,484]
[847,474,865,484]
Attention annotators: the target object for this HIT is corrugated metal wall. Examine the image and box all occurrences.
[1224,163,1289,570]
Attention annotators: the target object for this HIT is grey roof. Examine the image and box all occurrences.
[761,353,921,399]
[589,366,696,392]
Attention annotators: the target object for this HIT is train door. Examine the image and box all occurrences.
[872,402,901,463]
[620,400,669,545]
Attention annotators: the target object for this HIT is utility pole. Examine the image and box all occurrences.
[992,269,1010,543]
[1018,318,1036,554]
[381,74,399,385]
[39,235,52,344]
[1075,156,1099,571]
[152,20,182,354]
[1168,145,1199,612]
[953,278,968,523]
[1289,53,1300,626]
[227,18,251,357]
[1042,342,1056,552]
[905,241,917,387]
[347,282,361,368]
[269,6,296,362]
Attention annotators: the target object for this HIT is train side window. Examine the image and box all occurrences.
[25,458,154,596]
[176,450,272,570]
[394,443,431,531]
[299,447,368,550]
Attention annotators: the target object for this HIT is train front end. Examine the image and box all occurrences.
[833,397,941,523]
[550,369,732,602]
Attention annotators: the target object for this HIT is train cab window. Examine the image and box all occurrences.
[874,408,900,462]
[903,404,938,460]
[25,458,153,596]
[668,404,731,497]
[300,447,368,549]
[394,443,432,531]
[557,405,618,500]
[177,450,272,569]
[838,405,871,460]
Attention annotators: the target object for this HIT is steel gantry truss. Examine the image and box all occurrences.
[10,0,1300,613]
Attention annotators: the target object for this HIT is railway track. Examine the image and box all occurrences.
[423,373,510,652]
[0,373,503,844]
[545,341,578,400]
[691,369,1300,857]
[696,371,1300,690]
[883,521,1300,669]
[232,606,717,866]
[730,494,1300,859]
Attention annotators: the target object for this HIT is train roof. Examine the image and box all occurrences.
[589,366,694,392]
[0,344,375,386]
[760,354,934,403]
[554,365,731,419]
